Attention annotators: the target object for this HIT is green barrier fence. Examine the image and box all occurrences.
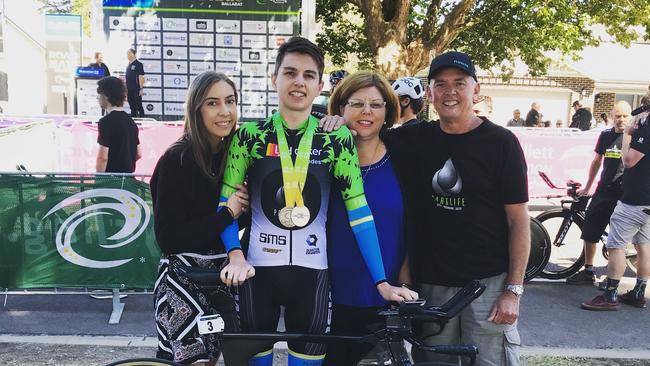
[0,173,161,289]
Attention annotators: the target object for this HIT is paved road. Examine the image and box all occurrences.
[1,276,649,365]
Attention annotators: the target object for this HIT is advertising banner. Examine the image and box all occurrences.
[103,0,301,120]
[45,14,82,114]
[0,174,161,289]
[513,129,599,197]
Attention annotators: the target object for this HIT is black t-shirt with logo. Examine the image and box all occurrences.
[622,122,650,205]
[125,60,145,91]
[594,128,624,195]
[97,111,140,173]
[384,119,528,286]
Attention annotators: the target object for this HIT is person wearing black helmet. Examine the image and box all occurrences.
[329,69,348,93]
[392,77,425,127]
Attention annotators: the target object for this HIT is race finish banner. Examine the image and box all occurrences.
[103,0,301,120]
[0,174,161,289]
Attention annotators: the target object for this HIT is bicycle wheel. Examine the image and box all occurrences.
[536,208,585,279]
[525,217,551,281]
[105,358,182,366]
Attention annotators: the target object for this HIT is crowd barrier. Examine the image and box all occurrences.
[0,172,161,323]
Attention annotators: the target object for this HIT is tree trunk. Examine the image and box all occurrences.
[373,41,434,79]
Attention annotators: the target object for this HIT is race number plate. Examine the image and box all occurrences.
[197,314,225,335]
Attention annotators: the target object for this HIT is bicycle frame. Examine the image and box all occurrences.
[552,197,588,248]
[176,266,484,366]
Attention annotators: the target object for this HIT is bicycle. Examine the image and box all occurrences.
[533,171,638,280]
[107,265,486,366]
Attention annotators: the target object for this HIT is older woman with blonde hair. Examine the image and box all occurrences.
[324,71,418,365]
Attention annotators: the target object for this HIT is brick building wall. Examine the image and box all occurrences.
[593,92,616,123]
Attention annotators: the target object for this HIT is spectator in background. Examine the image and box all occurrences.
[570,101,592,131]
[95,76,141,173]
[125,48,145,118]
[556,120,564,128]
[525,103,541,127]
[329,69,349,93]
[473,95,493,119]
[507,109,525,127]
[392,76,426,127]
[581,101,650,311]
[88,51,110,76]
[567,101,632,286]
[601,112,609,126]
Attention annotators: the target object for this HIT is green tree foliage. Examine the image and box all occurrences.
[316,0,650,79]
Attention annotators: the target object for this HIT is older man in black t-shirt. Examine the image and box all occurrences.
[582,111,650,311]
[382,52,530,365]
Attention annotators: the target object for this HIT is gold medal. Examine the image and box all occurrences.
[291,206,310,227]
[278,206,295,228]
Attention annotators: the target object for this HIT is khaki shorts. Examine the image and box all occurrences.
[411,273,520,366]
[606,202,650,248]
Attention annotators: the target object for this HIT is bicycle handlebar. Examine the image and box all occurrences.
[377,280,485,322]
[177,266,485,325]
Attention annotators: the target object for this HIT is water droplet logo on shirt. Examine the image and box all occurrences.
[431,158,466,210]
[43,189,150,268]
[432,158,462,195]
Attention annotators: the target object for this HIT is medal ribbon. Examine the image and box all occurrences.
[272,112,318,208]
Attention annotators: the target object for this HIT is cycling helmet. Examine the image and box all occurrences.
[329,69,349,88]
[392,77,425,99]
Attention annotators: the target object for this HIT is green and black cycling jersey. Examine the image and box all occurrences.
[218,112,386,283]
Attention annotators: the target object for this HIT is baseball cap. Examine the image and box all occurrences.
[427,51,477,81]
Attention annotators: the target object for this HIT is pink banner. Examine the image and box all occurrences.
[55,119,183,175]
[512,128,599,198]
[2,117,601,199]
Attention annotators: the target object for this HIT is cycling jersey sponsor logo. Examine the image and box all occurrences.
[431,158,465,211]
[305,234,320,255]
[306,234,318,246]
[265,144,324,160]
[263,248,282,253]
[266,143,280,157]
[260,232,287,245]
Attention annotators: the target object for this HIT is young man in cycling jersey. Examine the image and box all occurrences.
[567,101,632,285]
[217,37,416,366]
[392,77,425,127]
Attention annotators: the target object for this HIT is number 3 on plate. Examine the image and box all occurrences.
[197,314,225,335]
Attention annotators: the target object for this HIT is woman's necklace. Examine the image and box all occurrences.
[361,142,388,182]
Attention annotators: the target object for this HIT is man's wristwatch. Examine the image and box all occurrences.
[504,284,524,297]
